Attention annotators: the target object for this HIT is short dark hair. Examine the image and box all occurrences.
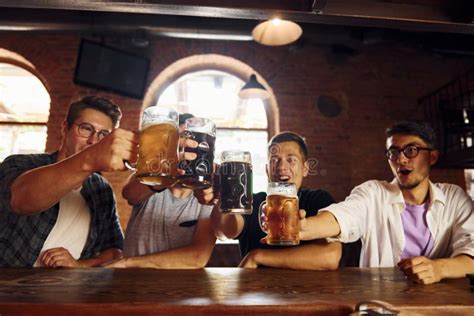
[66,96,122,128]
[268,131,308,160]
[386,121,437,148]
[179,113,194,126]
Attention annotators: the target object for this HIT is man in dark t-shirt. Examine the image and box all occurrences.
[197,131,360,269]
[238,190,334,259]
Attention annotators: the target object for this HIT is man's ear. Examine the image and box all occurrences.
[265,164,270,179]
[61,120,68,137]
[303,161,309,178]
[430,149,439,166]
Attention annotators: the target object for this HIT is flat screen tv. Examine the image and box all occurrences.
[74,39,150,99]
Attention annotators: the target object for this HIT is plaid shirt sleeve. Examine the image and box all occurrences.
[0,153,59,267]
[80,174,124,259]
[0,154,47,213]
[97,180,124,251]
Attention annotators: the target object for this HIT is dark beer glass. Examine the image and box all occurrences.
[259,182,299,246]
[218,151,253,214]
[179,117,216,189]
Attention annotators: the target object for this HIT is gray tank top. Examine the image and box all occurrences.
[123,189,213,257]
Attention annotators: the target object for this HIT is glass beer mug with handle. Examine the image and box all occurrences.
[218,150,253,214]
[259,182,300,246]
[125,106,180,187]
[179,117,216,189]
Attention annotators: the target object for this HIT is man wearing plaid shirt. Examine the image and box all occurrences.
[0,96,139,268]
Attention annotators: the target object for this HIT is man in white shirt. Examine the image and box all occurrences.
[294,121,474,284]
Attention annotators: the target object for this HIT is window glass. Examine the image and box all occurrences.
[157,70,269,193]
[0,125,47,161]
[0,63,50,161]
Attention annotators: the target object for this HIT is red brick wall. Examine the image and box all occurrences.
[1,34,472,230]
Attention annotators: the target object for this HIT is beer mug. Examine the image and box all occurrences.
[126,106,179,186]
[259,182,299,246]
[218,151,253,214]
[179,117,216,189]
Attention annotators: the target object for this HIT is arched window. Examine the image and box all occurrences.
[156,70,269,192]
[0,62,50,161]
[144,54,279,193]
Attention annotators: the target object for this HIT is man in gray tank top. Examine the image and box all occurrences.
[106,113,216,268]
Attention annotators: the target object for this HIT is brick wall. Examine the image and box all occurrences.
[1,33,472,230]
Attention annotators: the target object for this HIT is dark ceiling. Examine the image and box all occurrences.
[0,0,472,36]
[0,0,472,56]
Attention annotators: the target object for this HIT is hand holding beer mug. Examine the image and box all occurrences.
[126,106,179,187]
[179,117,216,189]
[259,182,300,246]
[218,151,253,214]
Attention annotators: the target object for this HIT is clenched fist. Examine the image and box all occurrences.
[81,128,139,172]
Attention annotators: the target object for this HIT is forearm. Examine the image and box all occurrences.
[435,255,474,279]
[250,241,341,270]
[10,152,93,214]
[300,211,341,241]
[210,207,244,240]
[78,248,123,267]
[122,244,215,269]
[122,174,160,205]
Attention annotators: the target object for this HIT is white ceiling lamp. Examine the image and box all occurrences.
[252,18,303,46]
[238,74,270,100]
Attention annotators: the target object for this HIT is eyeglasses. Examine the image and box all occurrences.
[385,145,432,161]
[74,123,111,141]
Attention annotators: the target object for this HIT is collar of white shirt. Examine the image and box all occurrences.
[387,178,446,210]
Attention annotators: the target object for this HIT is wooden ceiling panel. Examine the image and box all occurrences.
[377,0,443,5]
[140,0,314,11]
[0,0,472,36]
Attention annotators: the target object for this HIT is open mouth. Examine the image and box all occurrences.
[277,175,291,182]
[399,169,412,176]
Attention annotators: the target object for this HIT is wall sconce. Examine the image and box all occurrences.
[238,74,270,99]
[252,18,302,46]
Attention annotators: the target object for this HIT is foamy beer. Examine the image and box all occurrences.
[259,182,299,246]
[127,106,179,186]
[179,117,216,189]
[219,151,253,214]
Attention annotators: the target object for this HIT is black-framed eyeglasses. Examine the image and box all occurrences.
[385,145,432,161]
[74,123,111,141]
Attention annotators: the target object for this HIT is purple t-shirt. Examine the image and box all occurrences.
[400,201,435,259]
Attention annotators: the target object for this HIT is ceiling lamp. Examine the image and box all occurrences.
[238,74,270,99]
[252,18,303,46]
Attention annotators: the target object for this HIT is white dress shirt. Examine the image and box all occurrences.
[324,179,474,267]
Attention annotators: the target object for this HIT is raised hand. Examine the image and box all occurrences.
[179,135,198,162]
[193,164,220,205]
[82,128,139,172]
[297,209,312,240]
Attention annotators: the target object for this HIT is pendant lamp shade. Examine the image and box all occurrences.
[238,74,270,99]
[252,18,302,46]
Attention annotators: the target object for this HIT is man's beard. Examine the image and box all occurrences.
[398,180,421,190]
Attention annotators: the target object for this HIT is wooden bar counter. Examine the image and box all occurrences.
[0,267,472,315]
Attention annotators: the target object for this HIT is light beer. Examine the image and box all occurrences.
[265,194,299,245]
[136,122,179,186]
